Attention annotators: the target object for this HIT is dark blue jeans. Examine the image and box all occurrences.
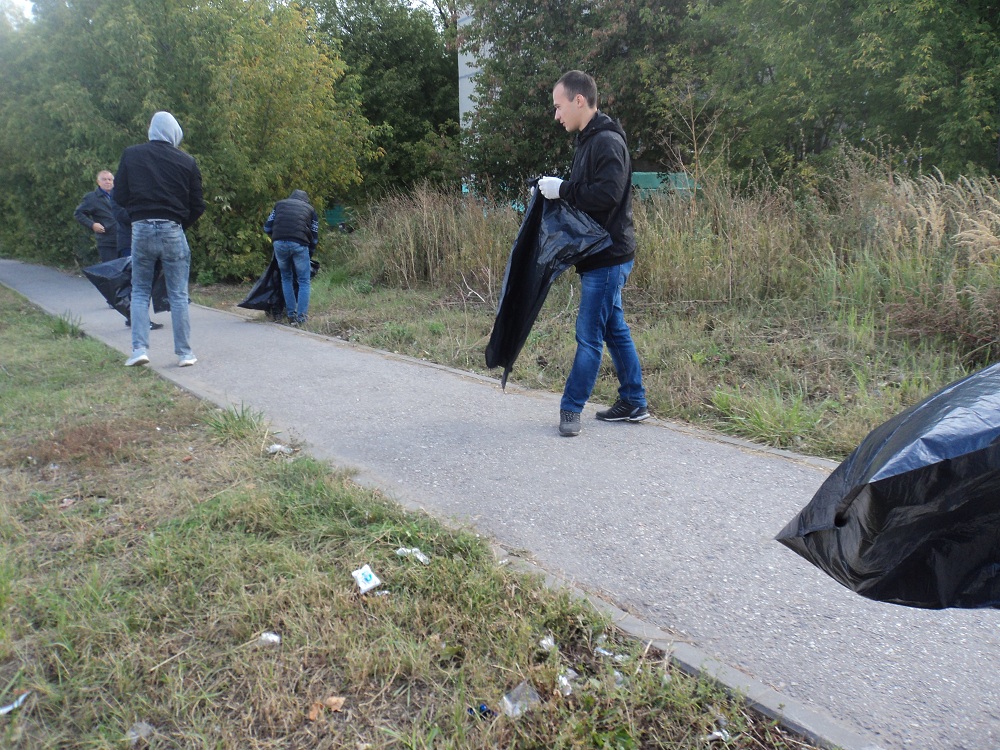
[560,259,646,413]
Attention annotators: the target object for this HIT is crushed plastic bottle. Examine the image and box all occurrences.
[395,547,431,565]
[557,667,579,696]
[500,680,541,717]
[259,632,281,645]
[351,564,381,594]
[267,443,293,455]
[539,634,556,652]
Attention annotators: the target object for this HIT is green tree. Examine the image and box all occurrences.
[460,0,688,193]
[312,0,460,195]
[855,0,1000,175]
[688,0,868,175]
[688,0,1000,178]
[0,0,374,278]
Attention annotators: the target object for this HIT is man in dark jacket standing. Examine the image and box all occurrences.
[74,170,119,263]
[538,70,648,437]
[263,189,319,326]
[114,111,205,368]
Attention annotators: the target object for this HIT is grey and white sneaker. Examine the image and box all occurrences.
[178,355,198,367]
[125,351,149,367]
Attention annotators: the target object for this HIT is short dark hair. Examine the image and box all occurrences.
[556,70,598,108]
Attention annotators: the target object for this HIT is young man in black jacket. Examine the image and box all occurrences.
[114,111,205,368]
[537,70,648,437]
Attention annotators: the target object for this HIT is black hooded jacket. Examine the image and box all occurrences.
[557,111,636,272]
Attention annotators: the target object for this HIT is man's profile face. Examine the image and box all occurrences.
[97,172,114,192]
[552,83,585,133]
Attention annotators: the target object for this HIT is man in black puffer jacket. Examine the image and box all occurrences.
[537,70,649,437]
[264,189,319,326]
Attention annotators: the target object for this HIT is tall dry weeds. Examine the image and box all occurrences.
[346,152,1000,360]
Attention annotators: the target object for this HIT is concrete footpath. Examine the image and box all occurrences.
[3,258,998,750]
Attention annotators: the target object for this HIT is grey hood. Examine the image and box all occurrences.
[148,111,183,147]
[289,189,310,203]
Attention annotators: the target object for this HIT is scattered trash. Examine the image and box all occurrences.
[307,695,347,721]
[538,634,556,652]
[594,646,614,657]
[395,547,430,565]
[258,632,281,646]
[267,443,293,455]
[181,455,193,463]
[352,564,381,594]
[467,702,497,719]
[500,680,541,718]
[0,691,31,716]
[59,497,77,509]
[613,670,625,688]
[702,729,731,743]
[557,668,579,696]
[126,721,156,746]
[374,590,391,597]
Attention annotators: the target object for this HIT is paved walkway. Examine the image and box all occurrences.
[3,258,998,750]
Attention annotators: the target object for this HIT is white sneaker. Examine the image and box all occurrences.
[125,352,149,367]
[178,355,198,367]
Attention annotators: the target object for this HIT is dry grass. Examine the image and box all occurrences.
[1,287,818,748]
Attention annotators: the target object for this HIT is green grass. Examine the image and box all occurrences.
[0,285,816,748]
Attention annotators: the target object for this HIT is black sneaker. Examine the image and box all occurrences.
[559,409,581,437]
[596,399,650,422]
[150,322,164,330]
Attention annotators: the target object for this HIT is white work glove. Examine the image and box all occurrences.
[538,176,564,200]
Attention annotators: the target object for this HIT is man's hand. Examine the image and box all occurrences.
[92,222,106,234]
[538,176,564,200]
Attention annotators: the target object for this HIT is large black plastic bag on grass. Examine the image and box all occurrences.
[776,362,1000,609]
[485,190,613,389]
[237,256,320,317]
[82,256,169,319]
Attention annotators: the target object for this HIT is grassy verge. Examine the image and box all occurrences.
[0,285,817,748]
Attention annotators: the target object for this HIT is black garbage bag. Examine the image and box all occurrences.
[776,362,1000,609]
[237,256,320,317]
[82,256,170,319]
[485,190,613,389]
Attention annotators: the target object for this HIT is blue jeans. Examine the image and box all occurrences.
[560,259,646,413]
[273,240,311,320]
[130,220,193,357]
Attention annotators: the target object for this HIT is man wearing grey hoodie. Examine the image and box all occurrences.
[263,189,319,326]
[114,111,205,368]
